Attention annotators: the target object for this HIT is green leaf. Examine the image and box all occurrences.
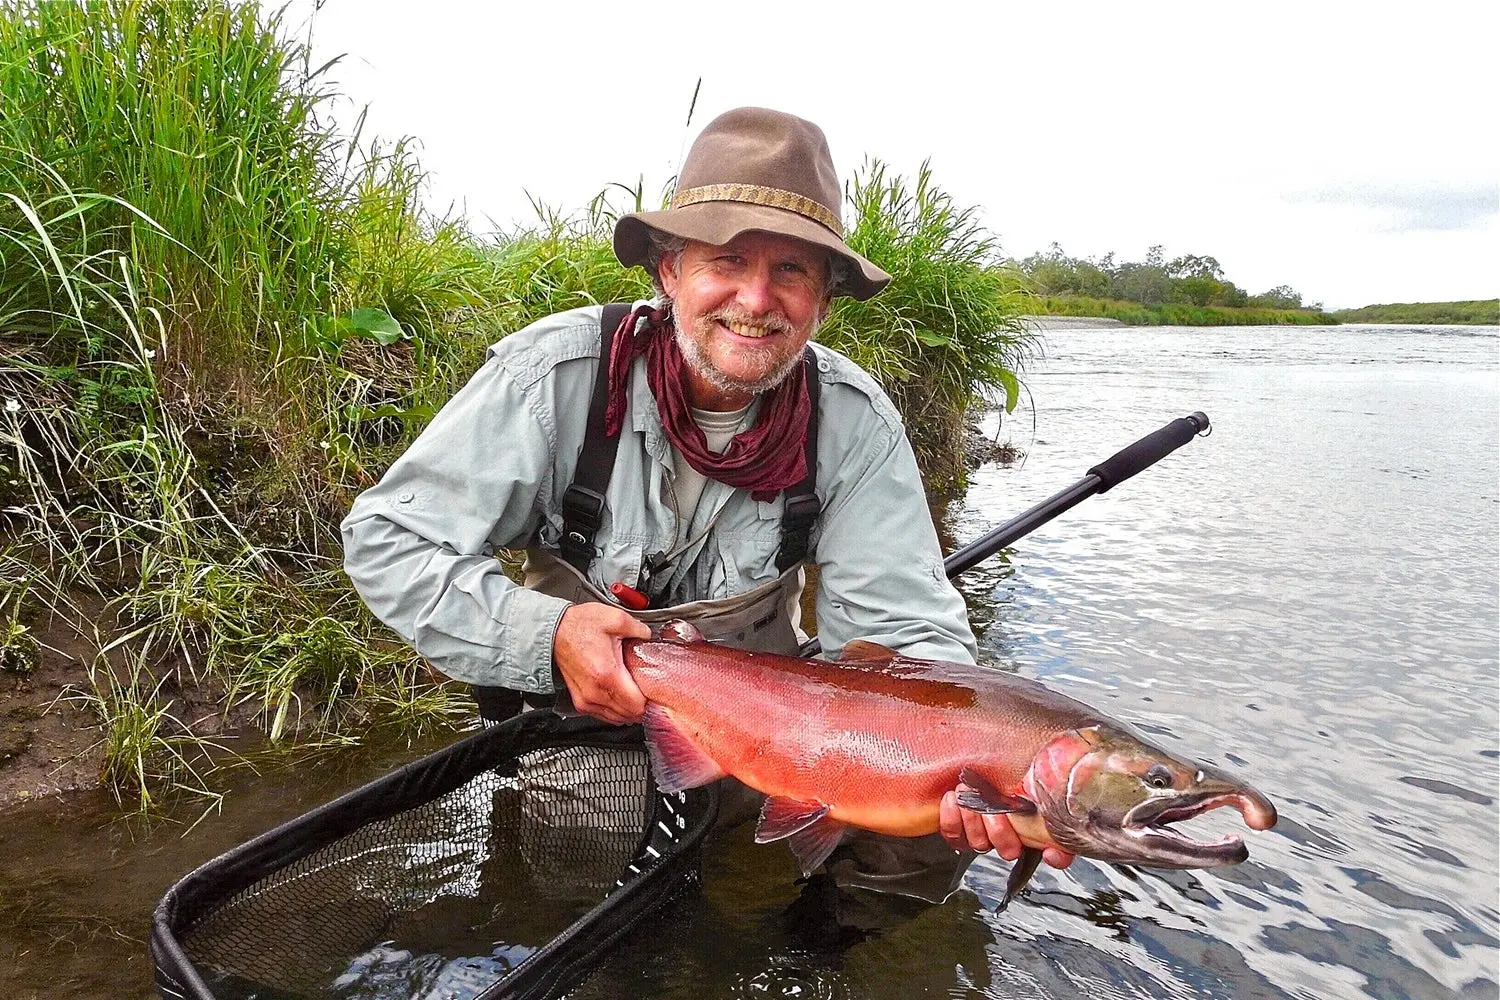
[347,307,405,345]
[997,369,1020,413]
[915,329,954,348]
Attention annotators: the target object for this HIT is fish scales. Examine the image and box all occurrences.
[621,621,1276,897]
[628,640,1090,835]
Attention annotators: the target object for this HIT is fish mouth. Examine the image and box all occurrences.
[1112,787,1277,867]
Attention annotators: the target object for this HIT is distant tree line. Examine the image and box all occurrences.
[1015,244,1320,312]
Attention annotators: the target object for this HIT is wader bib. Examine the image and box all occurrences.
[475,304,971,903]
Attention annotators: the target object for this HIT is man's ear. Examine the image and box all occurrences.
[657,252,680,298]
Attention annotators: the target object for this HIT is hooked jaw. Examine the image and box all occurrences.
[1031,730,1280,869]
[1117,774,1278,868]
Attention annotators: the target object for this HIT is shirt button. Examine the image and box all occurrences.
[817,359,831,373]
[397,492,414,503]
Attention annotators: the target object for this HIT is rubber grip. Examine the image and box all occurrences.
[1085,412,1209,493]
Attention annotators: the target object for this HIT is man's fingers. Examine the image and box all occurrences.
[940,791,990,851]
[938,791,965,849]
[1042,847,1075,869]
[982,812,1023,862]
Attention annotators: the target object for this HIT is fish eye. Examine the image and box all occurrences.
[1145,764,1174,789]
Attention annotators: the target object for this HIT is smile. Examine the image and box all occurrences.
[719,319,778,339]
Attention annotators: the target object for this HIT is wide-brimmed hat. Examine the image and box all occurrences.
[614,107,891,301]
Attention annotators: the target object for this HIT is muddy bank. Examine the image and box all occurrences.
[0,592,250,809]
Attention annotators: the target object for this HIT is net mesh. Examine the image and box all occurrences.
[152,712,715,1000]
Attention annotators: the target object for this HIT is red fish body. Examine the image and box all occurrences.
[622,621,1276,906]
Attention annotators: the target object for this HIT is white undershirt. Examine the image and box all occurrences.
[670,403,753,529]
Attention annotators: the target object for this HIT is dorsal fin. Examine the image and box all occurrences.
[840,639,897,662]
[658,619,705,643]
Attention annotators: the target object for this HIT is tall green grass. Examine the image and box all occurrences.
[2,0,1032,807]
[824,160,1033,493]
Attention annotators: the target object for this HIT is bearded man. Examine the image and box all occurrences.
[341,107,1072,896]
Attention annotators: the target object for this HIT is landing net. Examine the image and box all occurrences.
[151,711,716,1000]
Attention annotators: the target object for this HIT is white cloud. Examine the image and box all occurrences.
[283,0,1500,309]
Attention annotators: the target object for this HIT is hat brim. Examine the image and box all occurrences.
[615,202,891,301]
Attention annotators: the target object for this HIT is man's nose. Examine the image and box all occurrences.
[734,263,776,314]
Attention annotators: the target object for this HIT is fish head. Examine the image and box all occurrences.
[1024,725,1277,869]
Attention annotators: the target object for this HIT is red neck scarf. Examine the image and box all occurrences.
[604,304,811,502]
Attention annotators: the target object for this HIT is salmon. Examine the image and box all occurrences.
[623,620,1277,909]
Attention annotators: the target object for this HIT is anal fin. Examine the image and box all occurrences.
[754,797,846,876]
[957,766,1037,814]
[642,703,726,793]
[997,846,1044,913]
[786,817,847,875]
[755,796,830,842]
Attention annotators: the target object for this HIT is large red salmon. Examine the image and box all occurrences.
[623,621,1277,909]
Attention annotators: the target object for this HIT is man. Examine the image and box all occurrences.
[341,107,1072,888]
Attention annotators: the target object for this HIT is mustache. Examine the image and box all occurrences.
[701,305,796,337]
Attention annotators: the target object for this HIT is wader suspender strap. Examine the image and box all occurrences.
[559,303,822,577]
[559,302,633,573]
[776,351,821,571]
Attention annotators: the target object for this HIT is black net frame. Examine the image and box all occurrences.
[151,711,717,1000]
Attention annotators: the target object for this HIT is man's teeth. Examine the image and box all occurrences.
[724,320,773,338]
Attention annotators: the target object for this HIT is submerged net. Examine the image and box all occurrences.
[152,711,717,1000]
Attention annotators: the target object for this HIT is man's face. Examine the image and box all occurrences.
[659,231,831,411]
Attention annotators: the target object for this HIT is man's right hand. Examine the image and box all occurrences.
[552,602,651,725]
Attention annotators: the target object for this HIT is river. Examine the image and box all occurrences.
[2,323,1496,999]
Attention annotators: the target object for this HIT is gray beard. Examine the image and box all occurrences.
[672,308,811,399]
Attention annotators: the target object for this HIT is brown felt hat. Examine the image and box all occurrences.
[614,107,891,301]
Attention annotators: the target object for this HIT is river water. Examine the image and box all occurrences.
[2,323,1496,999]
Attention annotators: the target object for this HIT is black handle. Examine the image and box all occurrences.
[941,411,1210,579]
[1085,411,1209,493]
[798,412,1212,656]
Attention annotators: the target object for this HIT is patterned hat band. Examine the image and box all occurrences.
[669,183,843,237]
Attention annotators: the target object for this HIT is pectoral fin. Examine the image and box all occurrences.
[642,704,726,792]
[957,766,1038,814]
[997,847,1044,913]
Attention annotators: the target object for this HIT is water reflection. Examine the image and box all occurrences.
[953,324,1498,999]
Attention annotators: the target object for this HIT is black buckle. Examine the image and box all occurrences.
[560,485,606,568]
[776,492,820,570]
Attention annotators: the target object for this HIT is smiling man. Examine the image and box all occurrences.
[341,107,1072,898]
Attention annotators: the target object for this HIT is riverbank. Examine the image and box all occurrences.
[1,1,1037,812]
[1033,295,1336,326]
[1331,299,1499,325]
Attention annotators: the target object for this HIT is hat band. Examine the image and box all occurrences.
[670,183,843,237]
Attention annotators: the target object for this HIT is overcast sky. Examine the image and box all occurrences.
[286,0,1497,310]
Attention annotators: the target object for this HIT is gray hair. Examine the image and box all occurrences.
[643,228,850,302]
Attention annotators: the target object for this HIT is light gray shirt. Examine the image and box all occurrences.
[340,304,978,693]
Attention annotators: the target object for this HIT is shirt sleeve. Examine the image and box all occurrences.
[811,399,980,665]
[339,356,572,692]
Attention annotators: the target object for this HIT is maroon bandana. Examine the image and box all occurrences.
[604,304,811,502]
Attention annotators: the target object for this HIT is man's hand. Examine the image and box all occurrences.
[938,790,1076,870]
[553,602,651,725]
